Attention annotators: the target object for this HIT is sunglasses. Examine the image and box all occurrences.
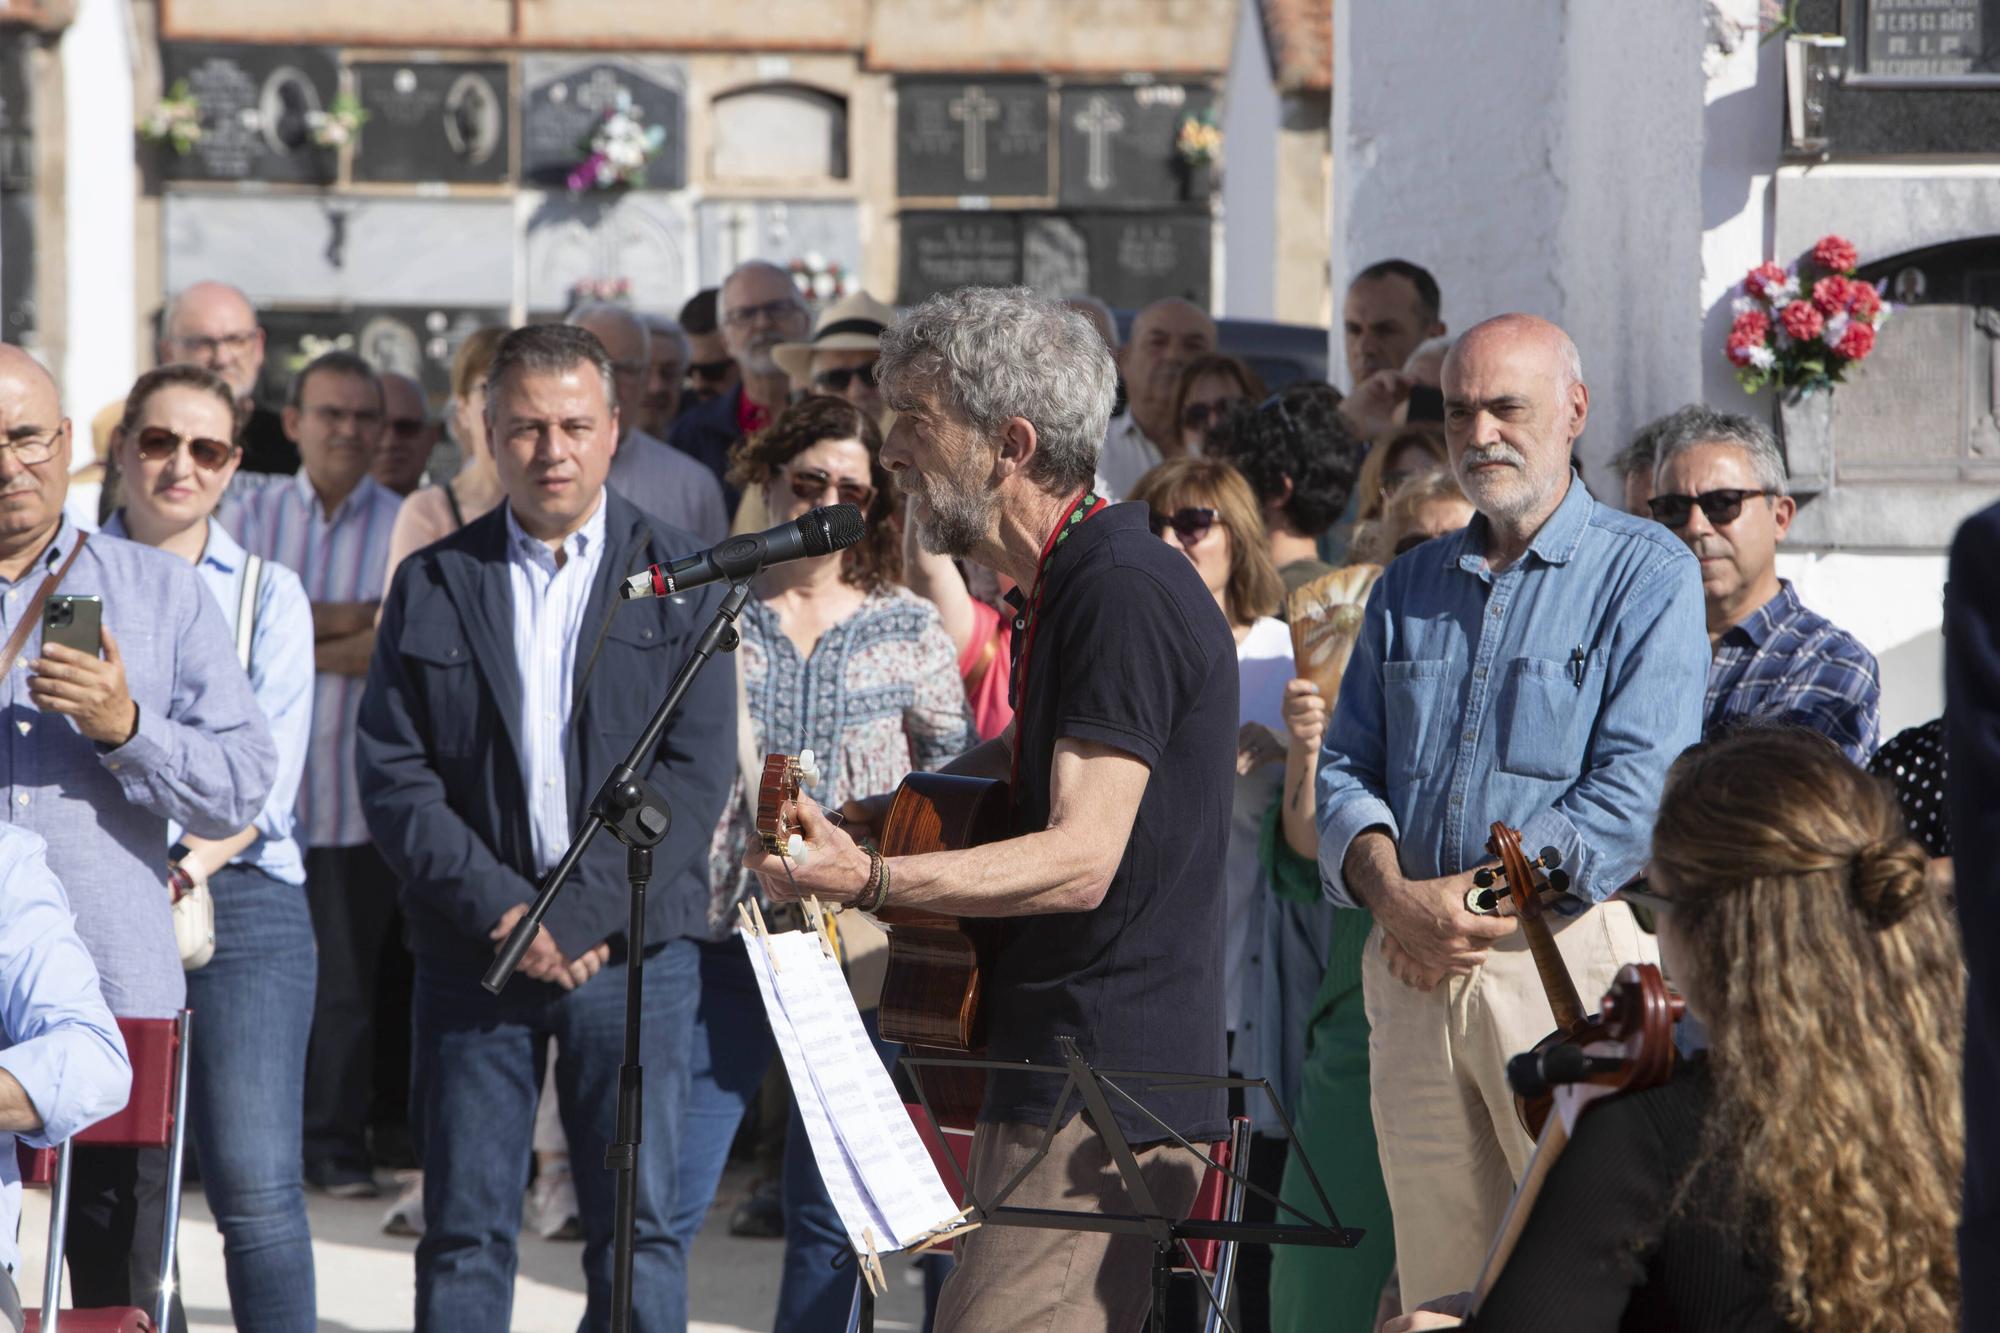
[1180,399,1233,432]
[1148,505,1218,545]
[386,416,430,441]
[135,424,235,471]
[783,464,875,510]
[1647,488,1771,529]
[686,358,735,384]
[1615,875,1681,935]
[814,364,878,393]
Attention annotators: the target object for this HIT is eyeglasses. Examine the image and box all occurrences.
[1180,399,1234,432]
[687,358,735,384]
[386,416,430,441]
[1647,488,1771,529]
[168,330,258,359]
[0,428,64,466]
[1148,505,1218,545]
[723,299,805,330]
[608,358,649,382]
[1615,875,1681,935]
[783,464,875,511]
[135,424,236,471]
[814,364,878,393]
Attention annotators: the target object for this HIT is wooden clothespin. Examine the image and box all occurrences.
[906,1212,982,1256]
[859,1227,888,1296]
[802,895,840,961]
[739,899,780,972]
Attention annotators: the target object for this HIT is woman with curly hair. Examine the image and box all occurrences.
[1392,725,1962,1332]
[675,393,974,1328]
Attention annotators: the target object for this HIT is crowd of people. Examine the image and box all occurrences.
[0,242,1977,1333]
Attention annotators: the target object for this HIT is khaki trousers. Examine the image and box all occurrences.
[1362,902,1655,1312]
[934,1113,1207,1333]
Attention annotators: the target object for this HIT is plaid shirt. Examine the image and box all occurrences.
[1705,580,1880,764]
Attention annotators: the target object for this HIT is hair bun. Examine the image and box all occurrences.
[1850,836,1927,928]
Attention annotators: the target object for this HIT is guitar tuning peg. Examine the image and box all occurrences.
[1538,846,1563,871]
[785,833,808,865]
[1547,868,1570,893]
[796,749,821,788]
[1473,868,1496,889]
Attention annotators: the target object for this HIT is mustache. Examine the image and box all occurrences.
[1459,443,1526,472]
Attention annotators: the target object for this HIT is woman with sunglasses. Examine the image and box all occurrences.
[679,394,974,1328]
[1171,353,1267,456]
[1128,455,1295,1322]
[101,364,319,1330]
[1390,726,1963,1332]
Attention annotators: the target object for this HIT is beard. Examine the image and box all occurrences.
[1456,442,1545,522]
[744,335,785,379]
[899,455,997,559]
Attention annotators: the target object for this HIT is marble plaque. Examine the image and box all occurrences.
[897,78,1050,198]
[352,61,511,185]
[160,44,340,184]
[1829,304,1970,472]
[1058,83,1215,208]
[1022,214,1090,296]
[522,55,685,191]
[898,213,1021,303]
[257,305,508,405]
[1856,0,1996,79]
[524,189,698,317]
[694,198,863,293]
[1081,212,1211,309]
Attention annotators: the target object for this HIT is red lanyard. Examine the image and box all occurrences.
[1008,491,1108,796]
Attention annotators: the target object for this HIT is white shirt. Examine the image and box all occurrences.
[1095,410,1166,501]
[506,495,610,874]
[1226,616,1296,1034]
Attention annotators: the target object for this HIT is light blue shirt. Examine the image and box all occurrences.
[102,515,313,885]
[1316,479,1708,908]
[506,498,609,874]
[0,825,133,1275]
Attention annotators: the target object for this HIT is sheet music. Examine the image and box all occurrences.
[740,925,963,1252]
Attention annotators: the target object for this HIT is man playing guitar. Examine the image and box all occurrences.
[745,286,1240,1332]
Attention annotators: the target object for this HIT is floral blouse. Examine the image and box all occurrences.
[706,584,975,935]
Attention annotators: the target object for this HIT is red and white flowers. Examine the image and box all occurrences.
[1726,234,1889,396]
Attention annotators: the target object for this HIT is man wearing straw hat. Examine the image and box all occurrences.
[772,291,896,427]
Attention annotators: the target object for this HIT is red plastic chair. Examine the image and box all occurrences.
[20,1013,191,1333]
[904,1104,1254,1318]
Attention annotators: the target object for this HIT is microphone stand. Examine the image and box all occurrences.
[484,579,755,1333]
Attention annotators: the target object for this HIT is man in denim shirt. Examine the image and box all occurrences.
[1315,315,1707,1312]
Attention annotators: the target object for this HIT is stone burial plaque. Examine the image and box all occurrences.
[694,198,861,291]
[1022,214,1090,296]
[160,43,340,184]
[352,61,511,185]
[897,78,1050,198]
[1855,0,1998,80]
[1828,304,1975,475]
[897,212,1022,303]
[523,189,697,317]
[522,55,685,191]
[257,304,508,405]
[1080,212,1211,309]
[1058,83,1216,209]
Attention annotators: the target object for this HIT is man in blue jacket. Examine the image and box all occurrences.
[358,324,736,1332]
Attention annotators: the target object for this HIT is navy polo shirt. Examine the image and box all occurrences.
[984,501,1236,1145]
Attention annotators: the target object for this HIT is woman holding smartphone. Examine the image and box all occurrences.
[101,364,318,1331]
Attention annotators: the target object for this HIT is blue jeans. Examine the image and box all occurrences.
[668,939,776,1248]
[182,863,317,1333]
[411,938,699,1333]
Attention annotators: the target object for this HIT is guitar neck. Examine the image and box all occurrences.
[1523,914,1587,1032]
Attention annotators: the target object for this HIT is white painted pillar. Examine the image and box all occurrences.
[1220,0,1277,320]
[60,0,137,453]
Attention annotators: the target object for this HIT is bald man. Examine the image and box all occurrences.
[669,261,812,503]
[372,373,437,497]
[159,281,296,474]
[1311,315,1706,1311]
[0,343,275,1321]
[1098,297,1215,498]
[567,304,727,544]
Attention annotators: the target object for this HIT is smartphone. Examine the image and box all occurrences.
[42,595,103,657]
[1407,384,1445,423]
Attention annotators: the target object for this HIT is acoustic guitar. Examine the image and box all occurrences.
[1469,821,1616,1138]
[755,752,1011,1127]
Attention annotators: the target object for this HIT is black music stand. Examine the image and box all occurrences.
[854,1036,1364,1333]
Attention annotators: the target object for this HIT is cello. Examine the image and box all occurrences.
[754,751,1009,1126]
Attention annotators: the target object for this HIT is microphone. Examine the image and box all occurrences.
[620,504,866,600]
[1506,1045,1626,1100]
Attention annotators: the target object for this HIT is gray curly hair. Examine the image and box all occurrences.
[876,286,1115,493]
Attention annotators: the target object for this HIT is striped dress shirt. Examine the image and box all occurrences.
[1703,579,1881,765]
[506,497,609,874]
[221,471,405,848]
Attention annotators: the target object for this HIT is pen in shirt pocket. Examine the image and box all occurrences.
[1569,644,1587,688]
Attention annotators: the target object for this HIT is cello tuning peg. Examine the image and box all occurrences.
[1538,847,1563,871]
[1473,867,1497,888]
[795,749,821,788]
[1547,868,1570,893]
[785,833,809,865]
